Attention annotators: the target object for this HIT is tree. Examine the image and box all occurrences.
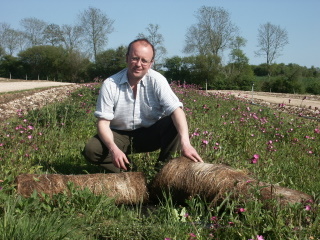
[137,24,167,69]
[184,6,238,56]
[229,36,248,64]
[93,46,127,79]
[61,24,83,52]
[19,45,67,80]
[3,29,22,55]
[78,7,114,61]
[0,23,25,56]
[226,36,254,90]
[164,56,184,81]
[255,22,289,66]
[0,23,10,54]
[20,17,47,47]
[43,24,63,46]
[62,50,91,82]
[0,55,24,79]
[0,46,4,58]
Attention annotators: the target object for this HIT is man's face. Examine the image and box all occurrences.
[126,41,153,82]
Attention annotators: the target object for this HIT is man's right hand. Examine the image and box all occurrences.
[97,118,130,171]
[110,147,130,170]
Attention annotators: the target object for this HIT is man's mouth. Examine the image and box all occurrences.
[133,68,142,73]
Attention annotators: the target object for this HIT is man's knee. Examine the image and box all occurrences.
[82,135,106,164]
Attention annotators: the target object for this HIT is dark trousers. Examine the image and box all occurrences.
[83,116,179,173]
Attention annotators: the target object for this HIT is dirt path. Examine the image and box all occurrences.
[210,90,320,108]
[209,90,320,119]
[0,80,75,93]
[0,80,82,121]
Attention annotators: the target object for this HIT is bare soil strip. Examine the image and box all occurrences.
[0,81,75,93]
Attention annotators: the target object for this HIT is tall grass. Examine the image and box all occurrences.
[0,82,319,239]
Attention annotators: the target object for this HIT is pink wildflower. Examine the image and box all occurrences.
[239,208,246,212]
[305,205,311,211]
[250,154,260,164]
[202,140,209,145]
[210,216,218,222]
[190,233,196,237]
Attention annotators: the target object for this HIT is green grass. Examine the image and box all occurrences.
[0,82,319,239]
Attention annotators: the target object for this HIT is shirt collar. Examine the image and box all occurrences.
[119,68,148,86]
[119,69,129,85]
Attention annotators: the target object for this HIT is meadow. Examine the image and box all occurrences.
[0,82,319,239]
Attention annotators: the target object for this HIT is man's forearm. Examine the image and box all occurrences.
[171,107,190,145]
[171,107,203,162]
[97,119,118,152]
[97,118,130,169]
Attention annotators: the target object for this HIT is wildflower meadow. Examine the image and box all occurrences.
[0,83,319,239]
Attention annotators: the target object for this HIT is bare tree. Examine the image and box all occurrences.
[20,17,47,47]
[61,24,83,52]
[43,24,63,46]
[184,6,238,56]
[255,22,289,65]
[137,24,167,69]
[0,23,24,55]
[0,22,11,53]
[4,29,22,55]
[78,7,114,61]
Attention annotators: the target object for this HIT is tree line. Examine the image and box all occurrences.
[0,6,319,94]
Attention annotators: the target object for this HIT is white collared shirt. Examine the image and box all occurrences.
[94,68,183,130]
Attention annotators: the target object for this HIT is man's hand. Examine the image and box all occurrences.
[110,147,130,170]
[171,108,203,163]
[97,118,131,170]
[181,142,203,163]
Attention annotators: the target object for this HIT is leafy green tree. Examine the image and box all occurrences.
[0,55,24,78]
[63,50,91,82]
[193,54,224,89]
[261,64,303,93]
[164,54,224,89]
[0,46,5,58]
[306,79,320,94]
[18,45,68,80]
[90,46,127,80]
[164,56,184,81]
[225,36,254,90]
[18,45,91,82]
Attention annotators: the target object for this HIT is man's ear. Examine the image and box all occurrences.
[149,60,154,69]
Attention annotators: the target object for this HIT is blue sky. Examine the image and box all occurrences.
[1,0,319,68]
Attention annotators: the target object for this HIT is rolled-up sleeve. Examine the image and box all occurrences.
[152,72,183,116]
[94,80,115,120]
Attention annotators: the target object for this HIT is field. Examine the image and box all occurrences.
[0,82,319,239]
